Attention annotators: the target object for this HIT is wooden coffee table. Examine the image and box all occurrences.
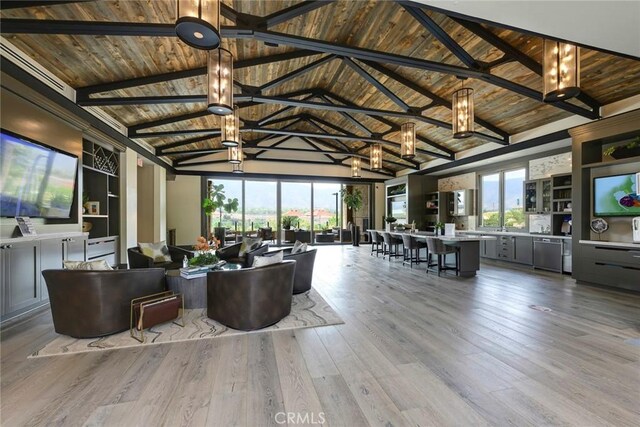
[166,263,242,309]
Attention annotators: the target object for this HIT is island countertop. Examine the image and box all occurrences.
[367,230,497,242]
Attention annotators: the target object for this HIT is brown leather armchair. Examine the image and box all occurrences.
[127,245,193,270]
[281,248,317,294]
[216,242,269,268]
[207,260,296,331]
[41,268,166,338]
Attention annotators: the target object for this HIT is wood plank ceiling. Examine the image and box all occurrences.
[2,0,640,176]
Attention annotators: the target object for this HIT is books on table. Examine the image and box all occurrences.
[179,261,227,279]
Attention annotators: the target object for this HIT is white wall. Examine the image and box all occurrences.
[166,175,201,246]
[420,1,640,57]
[120,148,138,260]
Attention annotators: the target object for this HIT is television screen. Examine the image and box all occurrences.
[593,174,640,216]
[0,130,78,218]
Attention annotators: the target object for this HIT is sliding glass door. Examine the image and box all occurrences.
[244,180,277,239]
[281,182,312,243]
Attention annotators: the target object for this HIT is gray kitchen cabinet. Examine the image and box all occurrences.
[39,236,86,301]
[513,236,533,265]
[481,239,498,259]
[1,241,40,314]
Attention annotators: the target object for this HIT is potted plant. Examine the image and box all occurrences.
[341,188,363,246]
[281,215,297,230]
[384,215,397,232]
[203,183,238,247]
[434,222,445,236]
[603,136,640,160]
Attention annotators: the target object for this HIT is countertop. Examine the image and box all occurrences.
[0,231,88,244]
[460,230,572,240]
[368,230,496,242]
[579,240,640,249]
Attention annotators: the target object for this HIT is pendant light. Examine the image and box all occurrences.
[351,157,361,178]
[400,122,416,159]
[207,48,233,115]
[221,107,240,147]
[176,0,221,50]
[543,40,580,102]
[370,144,382,171]
[232,161,243,174]
[228,137,242,164]
[452,78,474,139]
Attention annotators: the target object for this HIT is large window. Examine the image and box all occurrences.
[480,168,526,229]
[208,179,242,232]
[245,180,277,233]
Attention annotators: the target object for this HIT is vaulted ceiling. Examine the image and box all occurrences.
[2,0,639,177]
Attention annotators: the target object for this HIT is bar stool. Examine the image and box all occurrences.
[369,230,383,257]
[401,234,426,268]
[380,232,403,261]
[425,237,459,276]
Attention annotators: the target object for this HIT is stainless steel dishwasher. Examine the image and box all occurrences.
[533,237,562,272]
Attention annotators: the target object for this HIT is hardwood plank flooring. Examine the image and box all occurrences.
[2,245,639,426]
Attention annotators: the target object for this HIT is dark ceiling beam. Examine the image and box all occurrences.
[78,94,252,106]
[360,60,510,140]
[76,50,317,97]
[264,0,336,28]
[453,18,601,113]
[379,146,420,168]
[0,18,177,36]
[400,4,481,69]
[166,134,276,159]
[302,118,352,152]
[341,57,410,111]
[137,128,221,138]
[320,92,456,157]
[259,54,336,92]
[337,110,373,136]
[249,29,599,119]
[155,135,217,155]
[129,111,211,134]
[0,1,91,10]
[299,137,342,163]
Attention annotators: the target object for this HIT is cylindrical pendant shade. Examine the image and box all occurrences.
[543,40,580,102]
[228,137,242,164]
[370,144,382,171]
[232,162,243,173]
[351,157,361,178]
[176,0,220,50]
[400,122,416,159]
[452,87,474,139]
[208,48,233,115]
[221,107,240,147]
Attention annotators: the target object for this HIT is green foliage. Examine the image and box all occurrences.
[482,211,500,227]
[603,136,640,157]
[188,252,219,267]
[281,215,298,229]
[223,197,239,214]
[434,222,444,230]
[341,188,363,212]
[504,208,525,228]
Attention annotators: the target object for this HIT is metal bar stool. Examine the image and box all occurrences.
[369,230,383,257]
[401,234,427,268]
[380,232,403,261]
[425,237,459,276]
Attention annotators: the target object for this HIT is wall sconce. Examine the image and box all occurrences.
[400,122,416,159]
[370,144,382,171]
[221,107,239,147]
[543,40,580,102]
[207,47,233,115]
[175,0,220,50]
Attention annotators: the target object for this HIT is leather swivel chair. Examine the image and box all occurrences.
[128,245,193,270]
[281,248,317,294]
[42,268,166,338]
[207,260,296,331]
[216,242,269,268]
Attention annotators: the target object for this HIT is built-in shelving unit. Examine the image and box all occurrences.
[82,139,120,240]
[551,173,572,235]
[424,191,441,231]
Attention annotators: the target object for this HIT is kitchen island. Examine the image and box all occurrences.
[369,230,496,277]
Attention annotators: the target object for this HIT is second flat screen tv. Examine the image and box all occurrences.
[593,173,640,216]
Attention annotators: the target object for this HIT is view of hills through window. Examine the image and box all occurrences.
[481,169,526,229]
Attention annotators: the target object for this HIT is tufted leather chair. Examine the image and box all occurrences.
[207,260,296,331]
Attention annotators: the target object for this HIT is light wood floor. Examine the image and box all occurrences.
[2,245,639,426]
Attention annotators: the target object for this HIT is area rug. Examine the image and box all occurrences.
[30,288,342,358]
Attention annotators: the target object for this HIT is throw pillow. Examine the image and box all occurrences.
[252,250,283,268]
[63,260,113,270]
[239,237,262,257]
[291,240,305,254]
[138,241,172,263]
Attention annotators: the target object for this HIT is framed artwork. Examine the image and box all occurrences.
[87,201,100,215]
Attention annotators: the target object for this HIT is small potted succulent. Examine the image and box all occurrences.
[384,215,397,231]
[434,222,445,236]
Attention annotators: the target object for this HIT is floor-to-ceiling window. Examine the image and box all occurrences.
[312,183,342,237]
[281,182,311,242]
[244,180,277,237]
[207,178,243,232]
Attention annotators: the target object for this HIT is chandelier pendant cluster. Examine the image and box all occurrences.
[452,78,474,139]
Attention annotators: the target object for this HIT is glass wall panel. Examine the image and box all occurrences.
[206,178,243,243]
[281,182,311,244]
[245,180,277,240]
[503,168,526,229]
[481,173,500,227]
[312,183,342,241]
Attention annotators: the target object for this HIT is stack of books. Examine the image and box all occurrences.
[179,266,211,279]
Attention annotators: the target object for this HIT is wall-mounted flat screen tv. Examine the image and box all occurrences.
[1,129,78,218]
[593,173,640,216]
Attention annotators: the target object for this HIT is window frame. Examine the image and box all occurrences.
[478,165,528,231]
